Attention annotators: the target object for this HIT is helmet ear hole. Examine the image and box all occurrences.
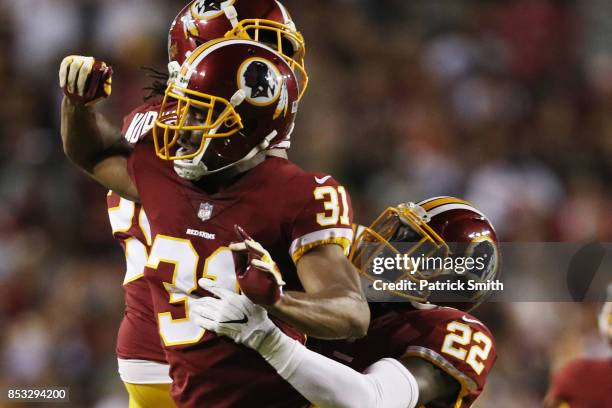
[242,118,258,133]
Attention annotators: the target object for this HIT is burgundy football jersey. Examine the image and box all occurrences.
[316,305,496,408]
[128,138,354,407]
[111,101,167,364]
[546,358,612,408]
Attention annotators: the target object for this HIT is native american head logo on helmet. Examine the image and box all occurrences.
[192,0,224,16]
[237,58,283,105]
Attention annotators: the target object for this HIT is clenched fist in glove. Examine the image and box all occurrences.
[189,278,278,351]
[59,56,112,106]
[230,225,285,305]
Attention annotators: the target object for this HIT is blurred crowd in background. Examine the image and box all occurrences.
[0,0,610,407]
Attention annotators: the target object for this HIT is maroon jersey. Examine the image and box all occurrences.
[546,358,612,408]
[128,139,354,407]
[111,101,167,364]
[317,305,496,408]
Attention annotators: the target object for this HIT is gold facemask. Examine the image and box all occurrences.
[350,203,449,302]
[226,19,308,100]
[153,83,244,161]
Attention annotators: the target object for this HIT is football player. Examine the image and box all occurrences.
[87,1,310,407]
[189,196,500,408]
[60,37,368,408]
[545,284,612,408]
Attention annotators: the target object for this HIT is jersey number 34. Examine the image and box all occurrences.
[147,236,237,347]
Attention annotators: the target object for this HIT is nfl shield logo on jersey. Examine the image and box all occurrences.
[197,202,214,221]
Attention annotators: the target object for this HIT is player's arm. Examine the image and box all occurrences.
[236,177,369,339]
[190,285,464,407]
[269,244,369,339]
[231,225,369,339]
[400,357,460,405]
[59,56,138,201]
[259,332,459,407]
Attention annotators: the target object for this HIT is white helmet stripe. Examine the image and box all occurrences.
[183,39,289,83]
[184,39,253,80]
[426,203,487,220]
[275,1,291,23]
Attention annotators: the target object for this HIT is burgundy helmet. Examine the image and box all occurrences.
[154,38,299,180]
[168,0,307,100]
[351,196,500,311]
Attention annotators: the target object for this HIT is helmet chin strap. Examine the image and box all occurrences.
[221,2,239,27]
[167,61,181,84]
[173,130,278,181]
[270,122,294,149]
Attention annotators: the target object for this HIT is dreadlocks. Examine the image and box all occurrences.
[141,66,169,101]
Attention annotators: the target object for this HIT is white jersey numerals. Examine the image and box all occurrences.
[441,321,492,375]
[124,111,158,144]
[107,193,152,284]
[146,236,237,347]
[314,186,350,226]
[108,195,137,234]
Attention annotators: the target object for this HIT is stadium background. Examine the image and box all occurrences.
[0,0,610,406]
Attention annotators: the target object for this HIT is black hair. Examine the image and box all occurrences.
[141,66,169,101]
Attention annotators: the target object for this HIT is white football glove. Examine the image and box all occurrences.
[230,225,285,305]
[188,278,278,351]
[59,55,112,106]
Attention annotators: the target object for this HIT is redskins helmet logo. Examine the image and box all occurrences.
[238,57,283,107]
[191,0,235,20]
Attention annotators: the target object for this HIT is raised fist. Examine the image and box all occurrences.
[59,56,113,106]
[230,225,285,305]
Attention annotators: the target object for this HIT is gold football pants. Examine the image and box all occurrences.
[123,382,176,408]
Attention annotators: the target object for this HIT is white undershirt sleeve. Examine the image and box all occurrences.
[256,328,419,408]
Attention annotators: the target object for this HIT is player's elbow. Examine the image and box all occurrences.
[345,296,370,338]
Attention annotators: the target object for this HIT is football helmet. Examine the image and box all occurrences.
[351,196,500,311]
[168,0,307,100]
[153,38,299,180]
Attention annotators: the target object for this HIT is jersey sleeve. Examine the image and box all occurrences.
[284,173,354,264]
[401,310,496,404]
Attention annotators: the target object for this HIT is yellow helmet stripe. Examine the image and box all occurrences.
[418,196,472,212]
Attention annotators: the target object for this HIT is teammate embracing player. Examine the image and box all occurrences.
[59,1,370,407]
[190,197,500,407]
